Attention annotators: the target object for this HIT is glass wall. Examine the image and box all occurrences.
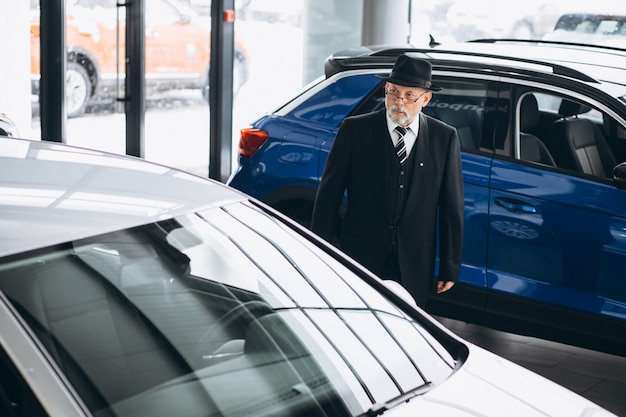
[1,0,621,177]
[0,2,31,138]
[12,0,324,177]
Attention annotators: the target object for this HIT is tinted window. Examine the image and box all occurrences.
[516,90,626,176]
[354,77,488,152]
[423,79,487,152]
[288,73,381,128]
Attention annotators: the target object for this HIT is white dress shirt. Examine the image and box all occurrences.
[386,113,420,157]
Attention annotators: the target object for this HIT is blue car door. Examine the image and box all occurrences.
[424,76,499,311]
[485,88,626,331]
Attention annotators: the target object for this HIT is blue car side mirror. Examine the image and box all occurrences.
[613,162,626,190]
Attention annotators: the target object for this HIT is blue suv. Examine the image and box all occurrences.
[228,41,626,356]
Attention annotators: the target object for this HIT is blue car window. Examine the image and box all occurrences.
[327,75,489,152]
[422,78,488,152]
[289,73,381,128]
[517,90,620,176]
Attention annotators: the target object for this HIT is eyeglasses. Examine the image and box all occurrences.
[384,89,428,103]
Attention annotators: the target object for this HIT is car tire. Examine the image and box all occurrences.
[65,61,91,118]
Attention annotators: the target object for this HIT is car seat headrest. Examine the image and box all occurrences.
[558,100,591,117]
[521,94,540,131]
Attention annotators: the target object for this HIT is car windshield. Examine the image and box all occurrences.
[554,14,626,36]
[0,202,457,417]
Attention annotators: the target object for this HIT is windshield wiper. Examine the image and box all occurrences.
[358,381,433,417]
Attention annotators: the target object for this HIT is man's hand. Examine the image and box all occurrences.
[436,281,455,294]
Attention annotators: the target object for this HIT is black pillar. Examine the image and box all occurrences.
[209,0,235,182]
[125,0,145,158]
[40,0,66,142]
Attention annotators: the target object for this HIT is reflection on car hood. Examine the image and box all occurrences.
[0,137,247,258]
[389,345,614,416]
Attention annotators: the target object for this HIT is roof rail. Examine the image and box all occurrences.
[324,43,601,84]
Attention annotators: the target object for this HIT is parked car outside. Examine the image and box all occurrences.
[444,0,560,41]
[543,13,626,48]
[228,41,626,357]
[0,136,617,417]
[30,0,250,117]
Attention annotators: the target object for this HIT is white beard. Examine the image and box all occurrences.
[387,104,410,126]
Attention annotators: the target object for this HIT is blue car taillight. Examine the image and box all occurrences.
[238,127,269,158]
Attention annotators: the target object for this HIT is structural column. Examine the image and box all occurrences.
[125,0,145,158]
[209,0,235,183]
[40,0,66,142]
[361,0,411,45]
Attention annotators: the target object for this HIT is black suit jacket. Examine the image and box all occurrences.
[311,108,464,305]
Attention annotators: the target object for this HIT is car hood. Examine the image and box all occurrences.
[386,344,615,417]
[0,137,247,258]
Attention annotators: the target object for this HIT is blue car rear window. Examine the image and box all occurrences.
[289,74,381,128]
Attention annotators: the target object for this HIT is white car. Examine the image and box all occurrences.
[543,13,626,48]
[0,136,616,417]
[444,0,559,41]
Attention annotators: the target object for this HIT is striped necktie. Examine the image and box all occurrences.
[394,125,408,165]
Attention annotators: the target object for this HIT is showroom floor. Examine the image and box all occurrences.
[436,317,626,416]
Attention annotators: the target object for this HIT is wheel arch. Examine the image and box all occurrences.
[262,186,318,227]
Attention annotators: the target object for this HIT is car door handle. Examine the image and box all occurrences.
[494,197,537,214]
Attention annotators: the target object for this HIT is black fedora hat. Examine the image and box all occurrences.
[376,53,442,91]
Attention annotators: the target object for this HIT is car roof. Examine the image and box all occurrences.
[0,137,247,258]
[324,41,626,94]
